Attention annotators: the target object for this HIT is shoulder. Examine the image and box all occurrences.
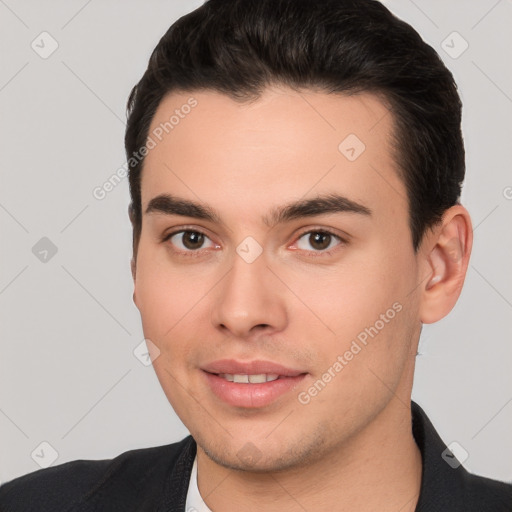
[411,401,512,511]
[0,436,194,512]
[462,471,512,510]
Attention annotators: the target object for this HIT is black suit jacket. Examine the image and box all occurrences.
[1,401,511,511]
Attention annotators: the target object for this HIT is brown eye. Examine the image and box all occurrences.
[167,230,216,251]
[309,232,331,250]
[295,230,342,253]
[182,231,204,249]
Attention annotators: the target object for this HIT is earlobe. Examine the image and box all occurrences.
[419,205,473,324]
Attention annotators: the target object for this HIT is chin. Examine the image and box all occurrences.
[195,423,331,473]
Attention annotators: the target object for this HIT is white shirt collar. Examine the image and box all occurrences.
[185,454,214,512]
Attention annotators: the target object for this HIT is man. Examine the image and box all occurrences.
[1,0,511,510]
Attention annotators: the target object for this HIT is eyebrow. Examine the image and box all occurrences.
[145,193,372,227]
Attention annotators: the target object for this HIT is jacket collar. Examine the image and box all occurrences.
[411,400,469,511]
[161,401,472,511]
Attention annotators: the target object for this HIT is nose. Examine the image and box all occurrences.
[210,251,288,340]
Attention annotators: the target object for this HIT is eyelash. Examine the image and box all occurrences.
[292,228,347,257]
[161,226,347,258]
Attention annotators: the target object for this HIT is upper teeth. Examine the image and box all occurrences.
[219,373,279,383]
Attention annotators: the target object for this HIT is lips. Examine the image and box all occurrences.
[201,359,307,408]
[202,359,304,377]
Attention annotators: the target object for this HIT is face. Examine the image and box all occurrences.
[133,87,425,471]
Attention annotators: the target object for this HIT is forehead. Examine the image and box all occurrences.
[141,87,408,228]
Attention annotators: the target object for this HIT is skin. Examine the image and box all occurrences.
[131,87,473,511]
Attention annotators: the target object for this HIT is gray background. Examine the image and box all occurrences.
[1,0,511,485]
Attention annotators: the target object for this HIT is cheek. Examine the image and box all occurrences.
[134,243,205,341]
[292,242,417,370]
[134,241,229,385]
[291,252,405,332]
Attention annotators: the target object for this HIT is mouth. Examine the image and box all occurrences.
[214,373,281,383]
[201,360,308,408]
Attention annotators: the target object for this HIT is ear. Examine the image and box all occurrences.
[131,257,137,282]
[128,203,138,305]
[418,204,473,324]
[131,259,138,307]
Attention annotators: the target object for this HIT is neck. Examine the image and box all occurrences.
[197,398,423,512]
